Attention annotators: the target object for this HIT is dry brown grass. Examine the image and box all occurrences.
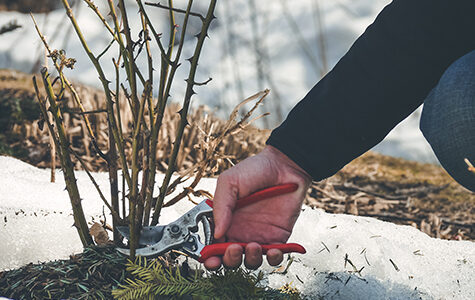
[0,0,59,13]
[1,69,269,176]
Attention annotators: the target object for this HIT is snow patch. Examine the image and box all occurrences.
[0,156,473,299]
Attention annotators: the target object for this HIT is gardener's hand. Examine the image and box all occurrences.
[204,145,312,270]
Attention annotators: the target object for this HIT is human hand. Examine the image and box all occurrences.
[204,145,311,270]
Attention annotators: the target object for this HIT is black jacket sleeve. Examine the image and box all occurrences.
[266,0,475,181]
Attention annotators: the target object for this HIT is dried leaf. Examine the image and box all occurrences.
[89,222,110,245]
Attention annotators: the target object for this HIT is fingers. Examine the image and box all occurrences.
[204,243,284,271]
[204,256,222,271]
[266,248,284,266]
[222,243,243,269]
[244,242,263,270]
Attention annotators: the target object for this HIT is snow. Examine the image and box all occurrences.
[1,156,474,299]
[0,0,437,163]
[275,210,475,299]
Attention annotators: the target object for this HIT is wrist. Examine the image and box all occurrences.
[263,145,312,183]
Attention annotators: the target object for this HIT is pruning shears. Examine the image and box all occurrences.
[116,183,306,262]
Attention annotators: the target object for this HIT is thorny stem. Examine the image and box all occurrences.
[112,57,124,243]
[40,68,94,247]
[104,0,148,139]
[31,13,107,161]
[34,63,58,183]
[160,0,177,107]
[143,0,183,226]
[151,0,218,226]
[108,123,121,243]
[129,80,151,233]
[59,0,132,190]
[113,58,124,138]
[49,120,56,182]
[118,0,139,123]
[84,0,147,87]
[70,149,123,225]
[33,77,58,183]
[138,10,155,226]
[143,0,189,225]
[106,0,143,92]
[140,12,154,121]
[107,0,150,135]
[136,0,173,66]
[32,76,62,170]
[117,0,142,258]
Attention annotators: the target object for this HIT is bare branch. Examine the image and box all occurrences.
[145,1,206,22]
[194,77,212,86]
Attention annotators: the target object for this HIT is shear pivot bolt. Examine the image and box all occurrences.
[170,225,181,236]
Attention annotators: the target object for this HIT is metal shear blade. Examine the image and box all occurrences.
[117,200,214,257]
[117,226,165,245]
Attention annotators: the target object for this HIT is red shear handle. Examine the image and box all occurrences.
[205,183,298,209]
[198,243,306,263]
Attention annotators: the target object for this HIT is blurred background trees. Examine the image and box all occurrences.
[0,0,62,13]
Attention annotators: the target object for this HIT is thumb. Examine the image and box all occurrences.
[212,172,239,239]
[212,147,282,239]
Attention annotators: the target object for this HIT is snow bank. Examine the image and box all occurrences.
[0,156,473,299]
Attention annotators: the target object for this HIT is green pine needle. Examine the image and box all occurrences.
[112,257,302,300]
